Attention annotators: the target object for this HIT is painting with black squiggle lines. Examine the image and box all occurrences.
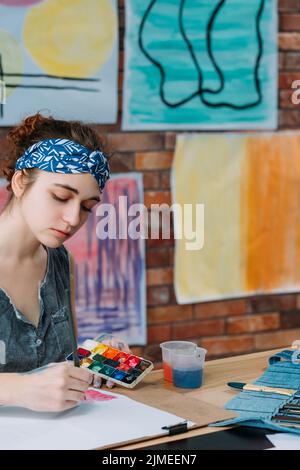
[123,0,277,130]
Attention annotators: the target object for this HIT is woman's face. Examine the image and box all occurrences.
[19,170,101,247]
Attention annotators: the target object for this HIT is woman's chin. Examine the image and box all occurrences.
[39,234,65,248]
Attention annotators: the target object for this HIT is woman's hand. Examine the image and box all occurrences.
[92,335,131,389]
[15,362,92,412]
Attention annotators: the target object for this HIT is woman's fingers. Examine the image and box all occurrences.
[92,375,103,388]
[68,364,92,385]
[68,378,90,392]
[65,390,86,403]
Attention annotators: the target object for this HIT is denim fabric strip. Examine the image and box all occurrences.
[210,348,300,434]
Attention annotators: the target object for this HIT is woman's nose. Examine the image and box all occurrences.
[62,203,81,227]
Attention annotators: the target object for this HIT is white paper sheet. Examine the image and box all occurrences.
[266,433,300,450]
[0,389,193,450]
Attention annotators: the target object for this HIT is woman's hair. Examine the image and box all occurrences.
[1,112,108,209]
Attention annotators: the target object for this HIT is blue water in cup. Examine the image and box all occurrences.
[171,346,207,389]
[173,368,203,388]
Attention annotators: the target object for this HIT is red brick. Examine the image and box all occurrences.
[165,132,176,150]
[143,344,163,363]
[146,267,173,286]
[161,171,171,189]
[279,52,285,70]
[91,123,120,135]
[279,71,300,88]
[280,14,300,31]
[144,191,172,208]
[249,294,297,313]
[147,324,171,343]
[168,247,174,266]
[135,151,173,170]
[227,313,280,334]
[146,248,172,268]
[104,115,116,132]
[146,236,174,249]
[279,0,300,11]
[118,71,123,90]
[119,12,125,30]
[0,136,10,160]
[279,109,300,127]
[280,89,297,108]
[281,310,300,328]
[118,32,124,53]
[194,299,248,319]
[284,52,300,69]
[117,92,122,113]
[148,305,193,324]
[201,335,254,358]
[169,285,178,305]
[279,33,300,50]
[109,152,134,172]
[119,51,124,71]
[172,320,225,340]
[254,328,300,350]
[143,171,160,189]
[106,133,164,152]
[147,286,170,306]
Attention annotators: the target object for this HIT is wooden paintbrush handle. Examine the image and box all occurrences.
[244,384,295,396]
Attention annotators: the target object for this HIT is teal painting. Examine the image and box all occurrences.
[123,0,277,130]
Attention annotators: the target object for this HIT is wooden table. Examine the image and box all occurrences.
[116,348,282,450]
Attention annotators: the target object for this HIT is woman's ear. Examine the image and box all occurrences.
[11,170,27,199]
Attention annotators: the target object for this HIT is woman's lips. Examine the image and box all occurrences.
[51,228,70,239]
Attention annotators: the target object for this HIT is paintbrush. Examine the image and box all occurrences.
[273,414,300,424]
[227,382,300,397]
[65,287,80,368]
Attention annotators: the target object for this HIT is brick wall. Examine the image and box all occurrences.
[2,0,300,366]
[115,0,300,364]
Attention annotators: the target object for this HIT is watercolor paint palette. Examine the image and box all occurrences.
[66,339,154,388]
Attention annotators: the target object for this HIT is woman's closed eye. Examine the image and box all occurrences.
[51,194,93,213]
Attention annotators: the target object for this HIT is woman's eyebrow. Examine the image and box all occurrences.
[52,183,100,202]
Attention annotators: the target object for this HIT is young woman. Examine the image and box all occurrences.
[0,113,127,412]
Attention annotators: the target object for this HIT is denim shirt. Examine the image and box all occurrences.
[0,245,73,372]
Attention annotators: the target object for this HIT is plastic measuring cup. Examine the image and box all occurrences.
[171,346,207,389]
[160,341,197,382]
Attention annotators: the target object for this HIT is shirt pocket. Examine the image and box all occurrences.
[50,306,72,358]
[52,305,68,324]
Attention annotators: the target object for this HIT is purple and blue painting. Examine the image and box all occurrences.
[65,173,146,345]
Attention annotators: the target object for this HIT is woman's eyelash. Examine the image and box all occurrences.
[52,194,92,213]
[52,194,67,202]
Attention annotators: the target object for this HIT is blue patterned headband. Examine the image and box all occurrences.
[15,138,110,191]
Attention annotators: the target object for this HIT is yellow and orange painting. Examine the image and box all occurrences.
[172,133,300,304]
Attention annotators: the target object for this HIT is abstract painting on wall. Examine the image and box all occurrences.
[0,0,118,124]
[65,173,146,345]
[0,173,146,345]
[172,133,300,304]
[123,0,277,130]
